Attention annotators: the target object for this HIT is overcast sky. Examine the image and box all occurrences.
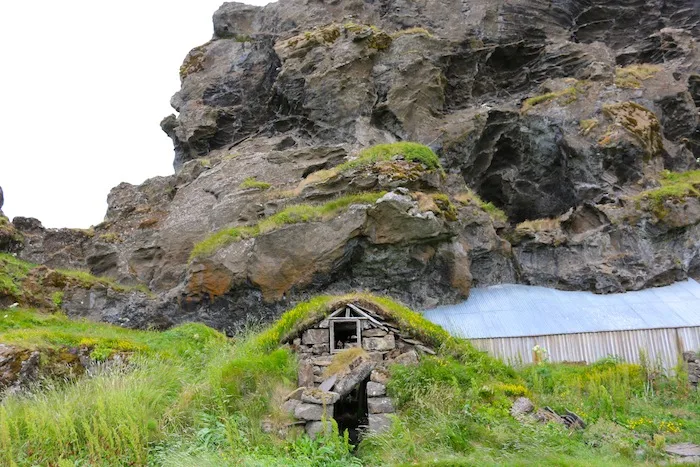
[0,1,272,228]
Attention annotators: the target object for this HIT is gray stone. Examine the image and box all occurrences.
[301,389,340,405]
[363,328,388,338]
[319,374,337,392]
[298,361,314,388]
[281,399,301,415]
[333,359,376,397]
[306,420,333,439]
[367,381,386,397]
[415,344,436,355]
[311,343,330,355]
[510,397,535,417]
[368,414,392,434]
[368,397,395,414]
[665,443,700,457]
[370,369,389,385]
[363,334,396,352]
[294,403,333,421]
[284,387,305,401]
[391,350,419,366]
[311,356,333,367]
[302,329,329,345]
[367,352,384,363]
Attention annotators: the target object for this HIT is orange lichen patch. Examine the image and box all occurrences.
[602,102,663,157]
[186,261,234,300]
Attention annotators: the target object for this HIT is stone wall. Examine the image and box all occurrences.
[282,312,436,438]
[685,351,699,388]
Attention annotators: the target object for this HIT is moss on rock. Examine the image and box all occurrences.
[602,102,664,157]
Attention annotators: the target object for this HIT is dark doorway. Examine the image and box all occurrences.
[334,376,369,445]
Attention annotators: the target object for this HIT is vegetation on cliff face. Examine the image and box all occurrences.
[614,64,662,89]
[636,170,700,218]
[0,253,150,307]
[189,192,387,261]
[341,142,443,173]
[1,294,698,466]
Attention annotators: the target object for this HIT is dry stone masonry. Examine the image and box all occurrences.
[281,301,435,439]
[685,351,700,388]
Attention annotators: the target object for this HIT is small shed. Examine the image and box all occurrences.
[281,300,436,441]
[424,279,700,372]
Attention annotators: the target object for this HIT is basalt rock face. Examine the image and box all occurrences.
[6,0,700,332]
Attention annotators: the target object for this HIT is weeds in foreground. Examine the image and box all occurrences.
[1,304,698,466]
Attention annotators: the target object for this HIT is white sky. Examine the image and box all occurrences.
[0,1,272,228]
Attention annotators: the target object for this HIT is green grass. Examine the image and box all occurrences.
[239,177,271,191]
[636,170,700,218]
[615,64,661,89]
[338,142,443,173]
[454,191,509,223]
[1,298,698,466]
[189,192,386,261]
[0,253,151,309]
[522,81,586,113]
[0,253,33,299]
[56,268,150,295]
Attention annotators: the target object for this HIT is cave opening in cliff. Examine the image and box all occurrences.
[334,376,369,445]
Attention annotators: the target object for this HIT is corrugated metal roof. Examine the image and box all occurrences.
[423,279,700,339]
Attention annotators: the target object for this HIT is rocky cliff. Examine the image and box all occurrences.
[2,0,700,333]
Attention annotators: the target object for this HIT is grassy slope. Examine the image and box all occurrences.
[1,296,698,466]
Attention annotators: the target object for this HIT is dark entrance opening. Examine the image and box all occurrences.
[334,376,369,445]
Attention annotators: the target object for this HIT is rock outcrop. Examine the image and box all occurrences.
[3,0,700,332]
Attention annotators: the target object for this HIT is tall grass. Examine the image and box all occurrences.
[2,305,698,466]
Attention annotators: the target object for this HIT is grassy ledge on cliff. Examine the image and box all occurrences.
[1,294,698,466]
[189,192,387,261]
[0,253,151,309]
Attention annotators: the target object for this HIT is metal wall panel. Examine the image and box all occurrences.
[423,279,700,338]
[470,327,700,369]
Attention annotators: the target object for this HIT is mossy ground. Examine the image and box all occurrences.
[454,190,509,223]
[0,253,151,307]
[521,80,587,113]
[1,294,698,466]
[636,169,700,218]
[240,177,271,191]
[189,192,386,261]
[615,64,662,89]
[340,142,443,173]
